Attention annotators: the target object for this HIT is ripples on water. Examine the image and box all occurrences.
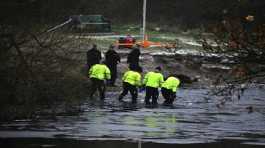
[0,88,264,145]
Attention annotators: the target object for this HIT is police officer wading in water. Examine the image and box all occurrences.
[143,66,164,105]
[118,65,142,104]
[161,75,180,105]
[88,60,111,100]
[105,45,121,86]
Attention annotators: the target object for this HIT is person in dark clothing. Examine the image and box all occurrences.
[127,45,141,68]
[86,44,102,70]
[105,45,121,86]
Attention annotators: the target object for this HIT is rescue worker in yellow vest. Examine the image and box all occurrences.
[118,65,142,104]
[143,66,164,105]
[161,75,180,105]
[89,61,111,100]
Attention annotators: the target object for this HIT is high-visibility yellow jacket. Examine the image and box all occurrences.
[122,70,141,86]
[162,76,180,92]
[143,71,164,88]
[89,64,111,80]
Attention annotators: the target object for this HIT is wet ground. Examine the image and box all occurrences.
[1,41,265,147]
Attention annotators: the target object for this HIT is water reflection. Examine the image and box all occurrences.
[0,88,264,144]
[143,114,177,137]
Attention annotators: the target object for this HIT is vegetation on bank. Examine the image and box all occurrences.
[0,26,92,121]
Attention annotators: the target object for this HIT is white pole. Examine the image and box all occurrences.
[138,139,142,148]
[142,0,147,40]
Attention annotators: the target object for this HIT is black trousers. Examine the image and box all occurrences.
[107,65,117,85]
[145,86,159,105]
[119,82,138,103]
[90,78,106,100]
[161,88,176,104]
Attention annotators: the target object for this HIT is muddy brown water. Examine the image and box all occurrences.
[0,51,265,147]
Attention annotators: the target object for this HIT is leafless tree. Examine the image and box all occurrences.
[203,16,265,106]
[0,23,91,120]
